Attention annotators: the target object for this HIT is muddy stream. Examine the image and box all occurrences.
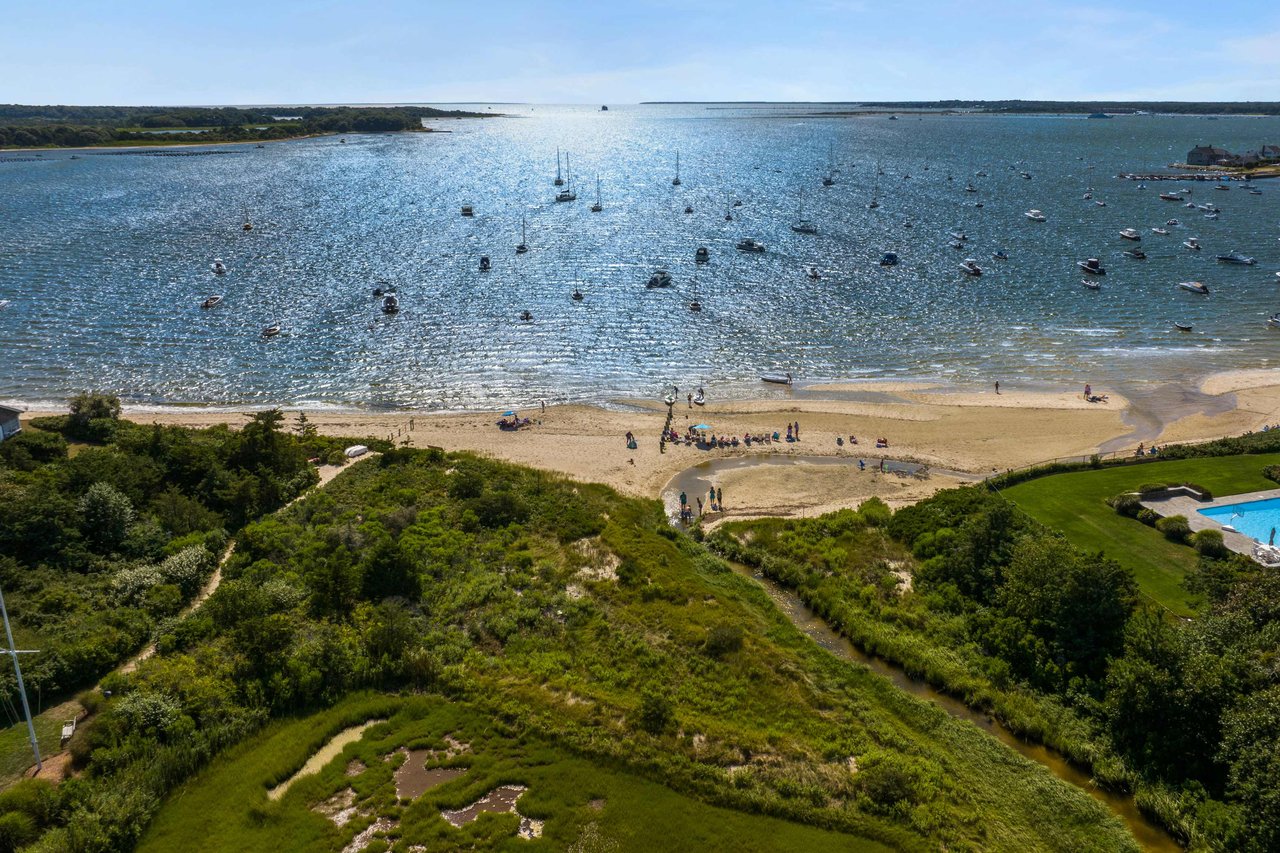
[728,562,1180,851]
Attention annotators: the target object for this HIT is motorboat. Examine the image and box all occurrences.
[1095,201,1107,207]
[1269,313,1280,328]
[0,300,9,310]
[1248,188,1263,195]
[976,170,988,177]
[1174,322,1193,332]
[1078,258,1106,275]
[1216,184,1231,191]
[1204,212,1219,220]
[1183,237,1201,251]
[694,388,705,406]
[736,238,766,253]
[992,249,1009,261]
[381,294,399,314]
[1216,252,1256,265]
[646,269,673,288]
[960,258,983,276]
[684,205,694,214]
[519,310,533,321]
[1123,249,1147,259]
[965,183,978,193]
[760,372,793,385]
[461,205,474,217]
[261,323,281,337]
[950,231,967,242]
[867,198,880,209]
[200,295,223,309]
[1081,279,1101,290]
[1083,192,1093,200]
[695,246,710,264]
[807,266,822,280]
[572,289,584,301]
[1025,209,1047,222]
[210,259,227,275]
[1166,219,1180,226]
[950,240,965,250]
[1119,228,1141,241]
[879,252,899,266]
[1151,227,1169,235]
[1184,202,1197,208]
[479,255,491,272]
[1196,203,1219,212]
[1178,281,1210,294]
[1160,192,1182,201]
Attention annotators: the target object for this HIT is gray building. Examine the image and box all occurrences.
[1186,145,1234,166]
[0,405,21,442]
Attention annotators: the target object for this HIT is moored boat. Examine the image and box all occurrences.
[1151,227,1169,235]
[879,252,899,266]
[261,323,281,337]
[1081,279,1101,290]
[1078,258,1106,275]
[760,372,793,385]
[381,294,399,314]
[695,246,710,264]
[1183,237,1201,251]
[646,269,673,288]
[1178,281,1210,294]
[1124,249,1147,259]
[210,259,226,275]
[736,238,766,253]
[1024,209,1046,222]
[960,258,982,276]
[200,295,222,309]
[1174,322,1193,332]
[1159,192,1181,201]
[1119,228,1141,241]
[1216,252,1256,266]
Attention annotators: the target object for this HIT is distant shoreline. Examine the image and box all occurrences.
[0,127,461,154]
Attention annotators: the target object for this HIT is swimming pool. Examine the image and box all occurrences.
[1199,497,1280,543]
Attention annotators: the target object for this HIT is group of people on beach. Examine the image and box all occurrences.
[678,486,725,523]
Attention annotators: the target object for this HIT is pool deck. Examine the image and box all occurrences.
[1141,487,1280,559]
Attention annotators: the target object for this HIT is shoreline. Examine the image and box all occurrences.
[20,370,1280,519]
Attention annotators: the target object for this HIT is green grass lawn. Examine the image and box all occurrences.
[1001,453,1280,616]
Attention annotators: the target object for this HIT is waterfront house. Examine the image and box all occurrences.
[0,405,21,442]
[1262,144,1280,161]
[1187,145,1234,166]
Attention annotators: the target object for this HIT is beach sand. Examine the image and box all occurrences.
[25,374,1280,522]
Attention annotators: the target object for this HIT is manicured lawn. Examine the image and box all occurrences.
[1001,454,1280,616]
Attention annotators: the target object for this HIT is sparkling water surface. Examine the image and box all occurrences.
[2,104,1279,410]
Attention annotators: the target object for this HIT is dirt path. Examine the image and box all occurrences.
[20,462,355,781]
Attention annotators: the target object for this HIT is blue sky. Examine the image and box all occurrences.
[3,0,1278,105]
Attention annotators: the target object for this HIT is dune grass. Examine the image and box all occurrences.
[1000,453,1280,616]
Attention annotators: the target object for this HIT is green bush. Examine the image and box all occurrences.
[0,811,37,853]
[703,623,744,658]
[1191,529,1229,559]
[635,691,674,735]
[1136,483,1168,495]
[1155,515,1191,543]
[1264,465,1280,484]
[1108,492,1143,517]
[1136,508,1160,526]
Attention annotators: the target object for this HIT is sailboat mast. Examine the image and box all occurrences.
[556,148,562,182]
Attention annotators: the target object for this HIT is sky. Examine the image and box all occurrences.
[3,0,1278,105]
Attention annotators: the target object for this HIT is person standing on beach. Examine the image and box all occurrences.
[688,393,693,408]
[994,381,1000,395]
[716,487,723,508]
[1084,383,1092,400]
[680,490,687,508]
[696,497,703,515]
[540,399,546,413]
[795,421,800,440]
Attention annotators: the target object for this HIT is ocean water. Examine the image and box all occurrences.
[2,104,1279,411]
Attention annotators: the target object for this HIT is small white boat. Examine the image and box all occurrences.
[0,300,9,310]
[736,238,766,253]
[1215,184,1231,191]
[950,232,968,242]
[1151,227,1169,235]
[344,445,369,458]
[1095,200,1107,207]
[1183,237,1201,251]
[1248,188,1263,195]
[1123,249,1147,259]
[1268,313,1280,328]
[1025,209,1047,222]
[1216,252,1256,266]
[210,259,227,275]
[1174,322,1193,332]
[1081,279,1101,290]
[261,323,281,337]
[1078,258,1106,275]
[1178,281,1210,295]
[1159,192,1182,201]
[694,388,705,406]
[1166,218,1180,226]
[1119,228,1141,241]
[200,295,223,309]
[760,372,793,385]
[646,269,673,288]
[960,259,983,276]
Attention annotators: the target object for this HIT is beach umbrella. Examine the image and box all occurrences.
[502,410,517,417]
[693,424,711,430]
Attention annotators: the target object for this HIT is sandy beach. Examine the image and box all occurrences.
[25,374,1280,522]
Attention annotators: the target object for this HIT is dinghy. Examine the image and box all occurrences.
[760,373,793,385]
[1178,281,1210,295]
[200,295,223,309]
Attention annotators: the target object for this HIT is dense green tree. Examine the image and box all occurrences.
[78,483,134,551]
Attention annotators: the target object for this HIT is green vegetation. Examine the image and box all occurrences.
[855,100,1280,115]
[0,396,387,775]
[0,448,1135,851]
[0,105,490,149]
[710,470,1280,851]
[1000,453,1280,615]
[141,694,897,853]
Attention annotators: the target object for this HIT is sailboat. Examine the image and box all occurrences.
[724,191,733,222]
[689,273,702,312]
[591,176,603,212]
[241,205,253,231]
[516,217,529,254]
[790,191,817,234]
[672,151,681,186]
[555,153,576,202]
[554,148,564,186]
[822,143,835,187]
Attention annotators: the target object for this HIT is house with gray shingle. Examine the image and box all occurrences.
[0,405,21,442]
[1187,145,1234,166]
